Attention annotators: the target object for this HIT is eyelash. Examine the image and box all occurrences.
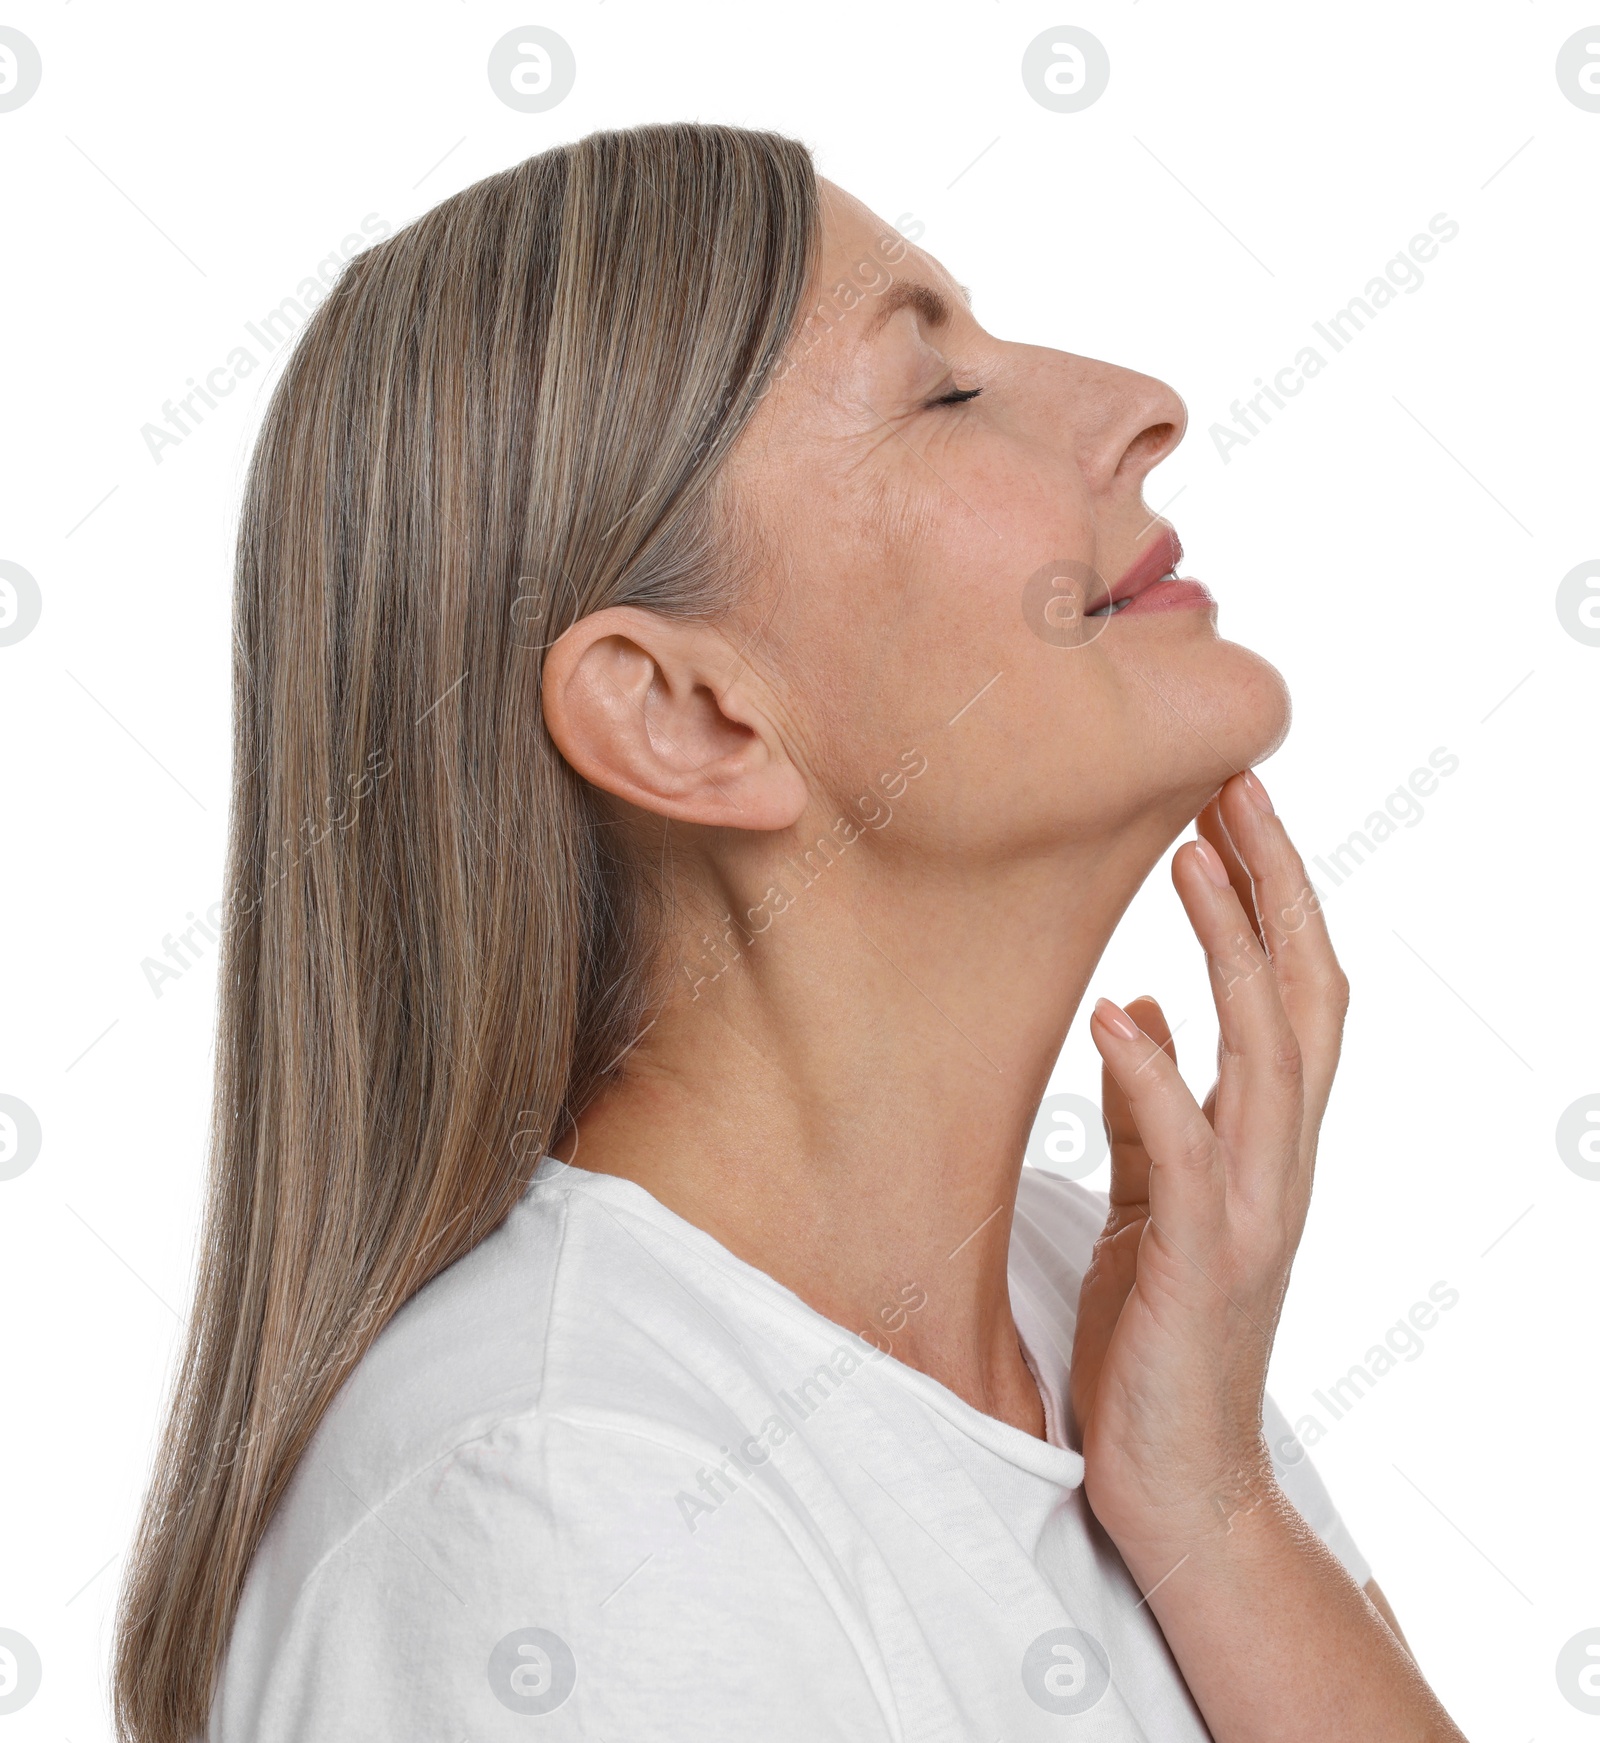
[931,385,983,406]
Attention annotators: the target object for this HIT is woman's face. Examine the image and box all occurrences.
[721,179,1290,864]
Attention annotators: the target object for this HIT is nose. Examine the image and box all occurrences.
[1045,352,1188,497]
[1108,368,1187,488]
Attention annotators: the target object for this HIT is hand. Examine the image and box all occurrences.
[1068,770,1349,1570]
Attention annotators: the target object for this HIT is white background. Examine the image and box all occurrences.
[2,2,1596,1737]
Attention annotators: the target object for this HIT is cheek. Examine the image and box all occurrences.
[732,428,1104,796]
[730,519,924,793]
[998,651,1131,811]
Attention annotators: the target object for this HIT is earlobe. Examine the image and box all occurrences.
[540,607,807,831]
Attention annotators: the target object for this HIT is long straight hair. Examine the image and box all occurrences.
[112,122,818,1743]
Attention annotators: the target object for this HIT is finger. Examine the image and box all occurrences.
[1089,997,1222,1242]
[1215,772,1349,1119]
[1197,795,1263,949]
[1171,837,1305,1186]
[1069,1214,1144,1423]
[1101,994,1177,1211]
[1197,795,1264,1115]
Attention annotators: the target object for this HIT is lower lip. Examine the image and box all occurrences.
[1115,576,1215,616]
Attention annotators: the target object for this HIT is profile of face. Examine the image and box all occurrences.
[545,177,1290,921]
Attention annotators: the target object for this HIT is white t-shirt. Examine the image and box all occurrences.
[211,1158,1368,1742]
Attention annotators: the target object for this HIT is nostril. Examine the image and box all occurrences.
[1115,421,1178,476]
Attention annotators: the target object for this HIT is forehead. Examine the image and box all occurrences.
[815,178,902,262]
[812,178,969,322]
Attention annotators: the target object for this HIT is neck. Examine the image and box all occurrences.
[560,808,1179,1438]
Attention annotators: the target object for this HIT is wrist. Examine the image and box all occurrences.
[1089,1445,1288,1594]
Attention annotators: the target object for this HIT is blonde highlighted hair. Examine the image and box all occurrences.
[113,121,818,1741]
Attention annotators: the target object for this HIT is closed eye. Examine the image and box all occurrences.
[929,385,982,407]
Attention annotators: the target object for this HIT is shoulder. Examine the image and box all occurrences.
[281,1167,781,1499]
[215,1370,889,1741]
[213,1170,895,1740]
[215,1399,888,1741]
[241,1170,794,1585]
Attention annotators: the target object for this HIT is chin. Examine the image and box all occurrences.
[1156,637,1292,812]
[1220,639,1292,764]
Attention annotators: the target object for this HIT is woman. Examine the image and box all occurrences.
[114,123,1466,1741]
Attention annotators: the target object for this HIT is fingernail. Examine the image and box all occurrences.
[1093,997,1140,1040]
[1242,769,1275,815]
[1193,837,1231,888]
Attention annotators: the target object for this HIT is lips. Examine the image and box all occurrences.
[1087,526,1214,619]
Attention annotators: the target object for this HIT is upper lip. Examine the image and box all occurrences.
[1093,525,1184,612]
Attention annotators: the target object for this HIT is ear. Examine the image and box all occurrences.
[541,607,808,830]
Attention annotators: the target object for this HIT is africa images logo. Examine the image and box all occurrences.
[487,1627,577,1716]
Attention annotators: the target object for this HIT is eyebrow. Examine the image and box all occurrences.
[864,278,973,338]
